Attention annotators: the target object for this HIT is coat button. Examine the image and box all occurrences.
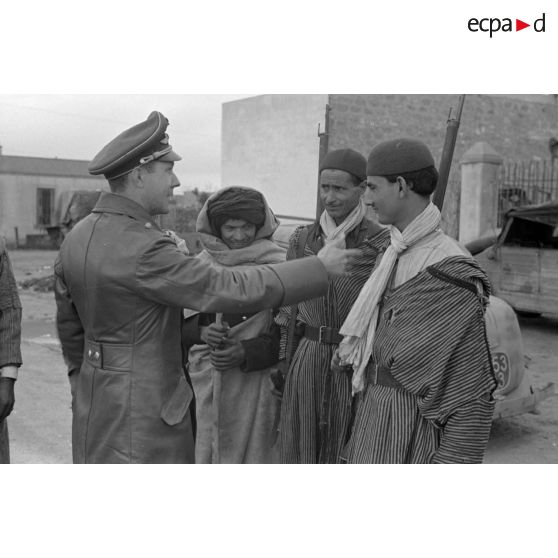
[87,349,92,357]
[94,351,100,360]
[145,223,152,229]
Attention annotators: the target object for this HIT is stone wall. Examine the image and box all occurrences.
[328,94,558,238]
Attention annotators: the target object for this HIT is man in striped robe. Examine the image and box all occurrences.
[337,138,497,464]
[0,239,23,464]
[276,148,388,463]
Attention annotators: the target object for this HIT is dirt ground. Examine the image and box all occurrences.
[7,250,70,463]
[5,249,558,464]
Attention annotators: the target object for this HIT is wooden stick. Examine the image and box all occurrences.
[0,420,10,464]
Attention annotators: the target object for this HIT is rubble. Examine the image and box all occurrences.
[19,275,54,292]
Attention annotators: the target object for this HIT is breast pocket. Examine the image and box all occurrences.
[160,374,194,426]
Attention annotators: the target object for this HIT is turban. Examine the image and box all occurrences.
[207,187,266,236]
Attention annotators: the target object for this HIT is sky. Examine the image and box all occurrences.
[0,94,251,193]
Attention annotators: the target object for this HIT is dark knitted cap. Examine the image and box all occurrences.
[319,148,367,182]
[366,138,435,177]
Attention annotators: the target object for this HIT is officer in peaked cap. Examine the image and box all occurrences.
[88,111,182,216]
[54,111,359,464]
[89,111,181,180]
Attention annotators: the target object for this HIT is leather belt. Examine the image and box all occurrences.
[301,324,343,345]
[368,362,402,389]
[84,340,133,371]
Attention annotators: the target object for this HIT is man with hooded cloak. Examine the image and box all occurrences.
[183,186,285,463]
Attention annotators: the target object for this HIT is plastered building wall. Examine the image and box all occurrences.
[221,94,328,219]
[0,173,106,244]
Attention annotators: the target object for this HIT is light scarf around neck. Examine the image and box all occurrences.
[338,202,442,394]
[319,198,367,249]
[199,236,286,267]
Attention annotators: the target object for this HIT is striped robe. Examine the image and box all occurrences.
[0,243,22,464]
[0,244,22,369]
[276,220,389,464]
[346,252,497,464]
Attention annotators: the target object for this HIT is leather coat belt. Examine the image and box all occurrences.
[84,340,133,371]
[301,324,343,345]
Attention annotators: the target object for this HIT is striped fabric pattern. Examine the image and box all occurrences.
[346,386,440,463]
[276,221,390,464]
[346,256,497,464]
[0,248,23,368]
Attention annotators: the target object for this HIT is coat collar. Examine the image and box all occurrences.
[92,192,161,230]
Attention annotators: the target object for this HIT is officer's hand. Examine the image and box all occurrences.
[317,244,361,277]
[0,378,15,422]
[210,339,246,371]
[331,349,352,375]
[201,322,230,349]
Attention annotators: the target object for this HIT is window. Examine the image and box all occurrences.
[36,188,55,227]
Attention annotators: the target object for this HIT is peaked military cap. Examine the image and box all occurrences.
[320,148,367,182]
[366,138,435,177]
[88,111,181,180]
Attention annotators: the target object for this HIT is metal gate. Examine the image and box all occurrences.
[498,159,558,226]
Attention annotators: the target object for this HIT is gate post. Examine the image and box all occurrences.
[459,141,503,244]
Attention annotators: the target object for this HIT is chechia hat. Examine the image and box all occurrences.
[366,138,436,177]
[319,148,367,182]
[88,111,181,180]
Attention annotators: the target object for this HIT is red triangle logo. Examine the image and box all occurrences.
[516,19,530,31]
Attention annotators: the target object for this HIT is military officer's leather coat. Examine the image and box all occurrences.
[55,193,328,464]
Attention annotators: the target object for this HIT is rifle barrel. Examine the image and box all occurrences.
[433,95,466,211]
